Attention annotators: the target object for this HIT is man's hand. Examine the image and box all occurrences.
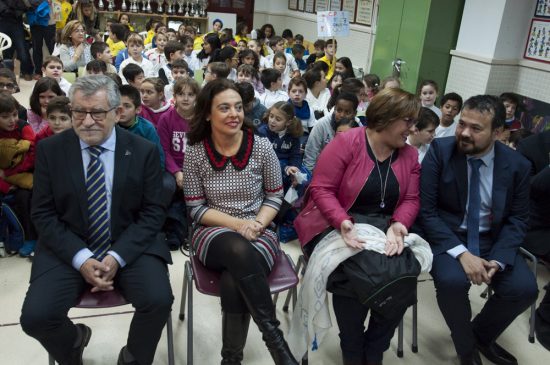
[340,220,365,249]
[79,258,114,292]
[458,251,490,285]
[385,222,407,256]
[99,255,120,283]
[485,260,501,283]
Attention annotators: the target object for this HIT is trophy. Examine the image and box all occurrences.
[121,0,128,11]
[189,0,195,17]
[156,0,164,13]
[184,1,190,16]
[98,0,105,10]
[177,0,184,14]
[146,0,152,12]
[130,0,138,12]
[108,0,115,11]
[166,0,174,14]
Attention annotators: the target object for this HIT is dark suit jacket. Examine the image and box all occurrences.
[30,126,171,281]
[419,137,531,267]
[517,130,550,230]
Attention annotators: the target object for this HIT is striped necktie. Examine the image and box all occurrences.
[86,146,110,260]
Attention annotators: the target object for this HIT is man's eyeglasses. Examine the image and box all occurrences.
[71,107,117,121]
[0,83,16,90]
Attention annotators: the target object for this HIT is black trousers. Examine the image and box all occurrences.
[30,24,56,75]
[431,251,538,356]
[20,254,173,365]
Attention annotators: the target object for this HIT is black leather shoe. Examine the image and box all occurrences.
[66,324,91,365]
[476,341,517,365]
[535,309,550,351]
[458,350,482,365]
[117,346,139,365]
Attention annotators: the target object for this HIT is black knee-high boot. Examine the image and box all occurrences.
[237,273,298,365]
[221,312,251,365]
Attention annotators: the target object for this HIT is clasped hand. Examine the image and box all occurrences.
[341,220,407,256]
[236,219,264,241]
[458,251,500,285]
[79,255,120,292]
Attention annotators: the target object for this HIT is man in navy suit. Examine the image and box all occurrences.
[20,75,173,365]
[419,95,538,365]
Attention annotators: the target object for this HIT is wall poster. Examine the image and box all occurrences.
[356,0,374,26]
[305,0,315,13]
[316,0,328,12]
[342,0,357,23]
[330,0,342,11]
[535,0,550,18]
[289,0,298,11]
[524,18,550,64]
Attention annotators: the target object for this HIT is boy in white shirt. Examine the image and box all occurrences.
[163,59,190,103]
[180,35,201,72]
[435,92,463,138]
[159,40,185,85]
[118,33,155,84]
[259,69,288,109]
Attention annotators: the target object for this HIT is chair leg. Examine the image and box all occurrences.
[179,261,190,321]
[397,317,404,358]
[166,312,175,365]
[283,254,300,312]
[520,247,538,343]
[187,263,194,365]
[412,302,418,353]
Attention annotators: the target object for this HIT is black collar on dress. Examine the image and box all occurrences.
[203,128,254,171]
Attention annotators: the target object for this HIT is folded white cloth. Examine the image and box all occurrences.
[287,224,433,359]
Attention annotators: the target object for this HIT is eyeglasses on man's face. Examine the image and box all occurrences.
[70,107,117,122]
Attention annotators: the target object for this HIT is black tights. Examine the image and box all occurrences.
[204,231,270,313]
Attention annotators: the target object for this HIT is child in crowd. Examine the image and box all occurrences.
[303,92,359,172]
[35,96,72,144]
[143,19,159,47]
[0,69,26,121]
[114,31,138,72]
[145,31,168,74]
[197,34,222,69]
[56,0,73,32]
[380,76,401,89]
[304,68,330,119]
[238,49,260,69]
[68,0,100,41]
[215,46,239,81]
[237,39,248,53]
[307,39,325,66]
[85,59,107,75]
[166,29,178,42]
[122,63,145,89]
[363,73,380,102]
[182,25,203,52]
[257,101,303,192]
[0,93,37,257]
[500,92,522,131]
[288,77,316,138]
[90,41,117,73]
[418,79,441,118]
[294,34,308,56]
[435,92,463,138]
[236,82,267,128]
[259,68,288,108]
[106,22,128,58]
[118,33,155,84]
[235,22,250,44]
[118,13,134,31]
[27,77,65,133]
[248,39,269,69]
[138,77,171,127]
[282,29,294,52]
[327,78,366,114]
[407,107,439,162]
[335,57,356,79]
[41,56,71,96]
[220,28,237,48]
[157,78,199,249]
[159,40,185,85]
[164,59,190,102]
[148,22,167,49]
[316,39,337,80]
[237,64,263,96]
[292,44,307,73]
[180,35,201,72]
[118,85,165,168]
[267,36,299,77]
[328,72,344,95]
[105,72,123,87]
[203,62,230,85]
[272,52,291,91]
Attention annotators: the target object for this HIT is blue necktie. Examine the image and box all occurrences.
[86,146,110,260]
[467,158,483,256]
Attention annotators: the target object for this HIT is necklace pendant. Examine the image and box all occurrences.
[380,201,385,209]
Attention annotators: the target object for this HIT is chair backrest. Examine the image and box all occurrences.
[0,32,12,59]
[190,249,298,296]
[76,287,128,308]
[62,72,76,83]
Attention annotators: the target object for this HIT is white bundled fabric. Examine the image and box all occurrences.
[287,223,433,360]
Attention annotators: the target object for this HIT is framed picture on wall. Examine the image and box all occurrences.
[330,0,342,11]
[342,0,357,23]
[316,0,328,12]
[356,0,374,26]
[524,18,550,64]
[289,0,299,10]
[304,0,315,13]
[535,0,550,18]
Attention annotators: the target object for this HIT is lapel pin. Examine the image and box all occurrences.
[125,150,131,156]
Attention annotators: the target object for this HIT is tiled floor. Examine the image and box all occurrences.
[1,78,549,364]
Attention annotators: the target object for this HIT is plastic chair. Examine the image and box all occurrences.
[283,254,419,362]
[48,287,175,365]
[480,246,538,343]
[0,32,12,60]
[178,249,299,365]
[62,72,76,83]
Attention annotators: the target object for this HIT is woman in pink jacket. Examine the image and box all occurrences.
[294,87,421,365]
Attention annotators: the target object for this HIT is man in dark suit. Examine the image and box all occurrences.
[517,130,550,351]
[20,75,173,365]
[419,95,538,365]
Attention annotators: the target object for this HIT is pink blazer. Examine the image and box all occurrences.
[294,127,421,246]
